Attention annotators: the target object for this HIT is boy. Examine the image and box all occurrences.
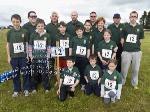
[84,54,102,97]
[101,59,122,104]
[83,20,94,54]
[69,25,90,90]
[55,21,70,69]
[57,57,80,101]
[6,14,29,97]
[29,18,51,93]
[98,29,118,70]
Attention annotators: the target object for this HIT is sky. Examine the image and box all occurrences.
[0,0,149,26]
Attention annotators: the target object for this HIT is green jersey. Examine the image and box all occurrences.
[98,40,117,61]
[121,23,144,52]
[69,36,90,57]
[66,20,83,38]
[7,28,28,58]
[46,22,59,46]
[93,28,106,53]
[23,22,36,40]
[84,64,102,84]
[29,31,51,58]
[101,70,122,91]
[107,23,124,44]
[60,66,80,86]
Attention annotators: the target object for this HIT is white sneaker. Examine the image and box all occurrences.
[81,85,85,91]
[24,90,29,97]
[45,90,49,93]
[32,90,37,94]
[12,92,18,97]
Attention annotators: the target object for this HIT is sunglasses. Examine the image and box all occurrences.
[30,16,37,18]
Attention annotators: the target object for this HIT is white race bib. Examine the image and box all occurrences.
[102,49,112,59]
[126,34,137,43]
[105,78,116,89]
[34,40,46,50]
[13,43,24,53]
[51,47,65,57]
[63,76,75,85]
[76,46,86,56]
[60,40,69,48]
[90,71,99,80]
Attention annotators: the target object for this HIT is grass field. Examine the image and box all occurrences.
[0,29,150,112]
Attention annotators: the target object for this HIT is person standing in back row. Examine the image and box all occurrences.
[66,11,83,38]
[121,11,144,89]
[107,13,124,72]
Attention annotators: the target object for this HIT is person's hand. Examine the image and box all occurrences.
[70,85,75,92]
[120,38,124,47]
[57,89,60,95]
[30,57,33,62]
[101,59,107,65]
[26,57,29,62]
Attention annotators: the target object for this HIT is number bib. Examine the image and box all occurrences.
[102,49,112,59]
[60,40,69,48]
[90,71,99,80]
[105,78,116,89]
[126,34,137,43]
[63,76,75,85]
[76,46,86,56]
[51,47,66,57]
[13,43,24,53]
[34,40,46,50]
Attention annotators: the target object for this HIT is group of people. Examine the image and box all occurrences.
[6,10,144,104]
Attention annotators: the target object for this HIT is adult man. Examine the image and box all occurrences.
[66,11,83,38]
[107,13,124,72]
[23,11,37,37]
[90,11,97,31]
[46,11,60,81]
[23,11,38,92]
[121,11,144,89]
[46,11,59,46]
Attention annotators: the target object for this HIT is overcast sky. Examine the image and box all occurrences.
[0,0,149,26]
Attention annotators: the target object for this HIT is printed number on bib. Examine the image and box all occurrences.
[105,78,116,89]
[13,43,24,53]
[51,47,65,57]
[102,49,112,59]
[76,46,86,56]
[34,40,46,50]
[126,34,137,43]
[60,40,69,48]
[90,71,99,80]
[63,76,75,85]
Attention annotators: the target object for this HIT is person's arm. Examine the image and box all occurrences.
[26,42,29,61]
[87,49,90,58]
[6,43,11,64]
[98,78,101,85]
[69,48,72,56]
[70,79,79,91]
[98,51,107,65]
[120,38,124,46]
[57,78,63,95]
[84,76,89,83]
[112,52,116,60]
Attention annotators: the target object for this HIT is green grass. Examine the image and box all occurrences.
[0,29,150,112]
